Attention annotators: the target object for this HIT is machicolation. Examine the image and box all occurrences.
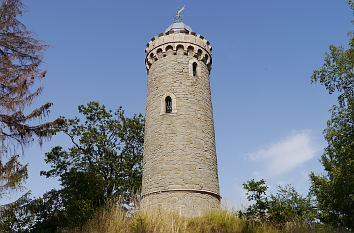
[145,30,212,73]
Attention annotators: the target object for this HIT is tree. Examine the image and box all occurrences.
[0,192,33,232]
[0,155,27,197]
[0,0,55,197]
[241,179,269,222]
[16,102,144,232]
[240,179,316,227]
[309,1,354,230]
[267,185,316,226]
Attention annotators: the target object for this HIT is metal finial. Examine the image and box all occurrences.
[174,5,185,23]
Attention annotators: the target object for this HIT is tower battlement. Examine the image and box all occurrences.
[145,31,212,73]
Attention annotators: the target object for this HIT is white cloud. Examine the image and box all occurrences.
[248,130,318,176]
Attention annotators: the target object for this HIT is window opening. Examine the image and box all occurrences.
[193,62,197,76]
[165,96,172,113]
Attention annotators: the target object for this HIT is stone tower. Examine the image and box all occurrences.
[141,20,220,217]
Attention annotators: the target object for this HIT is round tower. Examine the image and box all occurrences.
[141,21,220,217]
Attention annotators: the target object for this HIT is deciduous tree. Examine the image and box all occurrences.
[309,1,354,229]
[240,179,316,227]
[27,102,144,231]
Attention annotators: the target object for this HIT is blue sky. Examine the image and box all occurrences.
[1,0,352,208]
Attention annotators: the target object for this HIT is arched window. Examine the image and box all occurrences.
[193,62,198,77]
[189,59,200,78]
[161,93,176,115]
[165,96,172,113]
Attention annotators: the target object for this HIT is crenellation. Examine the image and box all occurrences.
[144,31,213,73]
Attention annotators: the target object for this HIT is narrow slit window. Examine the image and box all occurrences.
[165,96,172,113]
[193,62,197,76]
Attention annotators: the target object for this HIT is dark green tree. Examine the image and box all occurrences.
[309,1,354,230]
[1,102,144,232]
[43,102,144,229]
[42,102,144,203]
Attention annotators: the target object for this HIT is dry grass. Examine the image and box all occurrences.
[63,205,348,233]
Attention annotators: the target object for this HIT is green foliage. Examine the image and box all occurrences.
[311,36,353,108]
[240,179,316,227]
[309,2,354,230]
[1,102,144,232]
[348,0,354,12]
[0,155,28,198]
[267,185,316,226]
[241,179,269,221]
[43,101,144,199]
[310,103,354,229]
[0,192,33,232]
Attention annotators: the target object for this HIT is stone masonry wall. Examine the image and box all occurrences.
[141,191,220,217]
[141,34,220,217]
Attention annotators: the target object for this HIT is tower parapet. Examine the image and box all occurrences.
[145,26,212,73]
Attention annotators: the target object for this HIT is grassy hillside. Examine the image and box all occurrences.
[63,205,348,233]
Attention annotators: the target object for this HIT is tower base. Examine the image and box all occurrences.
[140,190,221,217]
